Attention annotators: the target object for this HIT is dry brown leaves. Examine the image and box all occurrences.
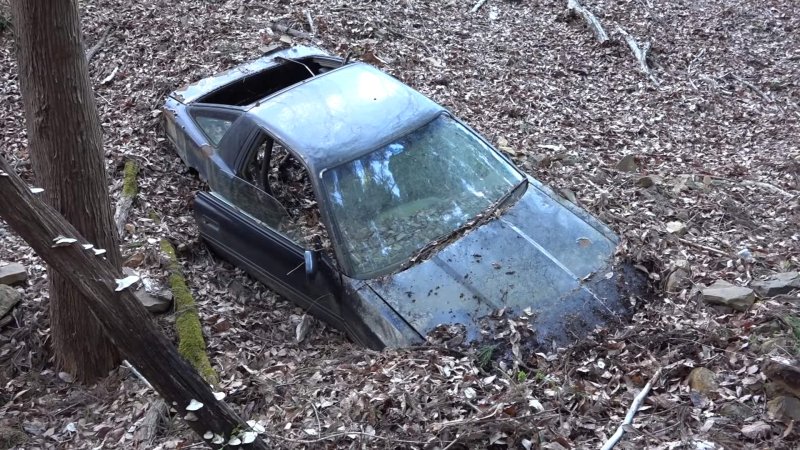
[1,0,799,448]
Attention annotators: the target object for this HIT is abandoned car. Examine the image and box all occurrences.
[163,46,640,349]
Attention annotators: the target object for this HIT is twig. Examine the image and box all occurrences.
[387,29,433,56]
[733,75,773,105]
[710,176,796,199]
[304,10,316,37]
[616,25,658,85]
[600,367,662,450]
[567,0,609,44]
[270,22,312,40]
[123,359,153,389]
[265,431,427,445]
[85,27,112,63]
[676,237,728,257]
[471,0,489,13]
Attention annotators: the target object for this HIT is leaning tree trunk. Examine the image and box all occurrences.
[11,0,122,382]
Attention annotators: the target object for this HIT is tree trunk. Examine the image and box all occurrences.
[0,156,269,449]
[11,0,122,382]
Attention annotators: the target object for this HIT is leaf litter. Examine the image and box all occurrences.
[0,0,799,448]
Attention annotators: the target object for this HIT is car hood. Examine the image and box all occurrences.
[365,181,640,345]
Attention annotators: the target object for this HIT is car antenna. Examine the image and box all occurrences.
[274,56,315,77]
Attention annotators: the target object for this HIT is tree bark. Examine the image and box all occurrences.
[0,155,268,449]
[11,0,122,382]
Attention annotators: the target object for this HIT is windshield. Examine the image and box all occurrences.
[322,114,524,277]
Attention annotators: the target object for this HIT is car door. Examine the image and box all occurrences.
[194,131,350,333]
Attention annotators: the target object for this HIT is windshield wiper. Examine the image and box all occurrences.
[404,178,528,269]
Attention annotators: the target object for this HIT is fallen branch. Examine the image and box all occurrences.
[567,0,609,44]
[270,22,312,40]
[0,155,267,449]
[304,9,316,36]
[733,75,773,105]
[710,177,796,199]
[471,0,489,13]
[677,237,728,257]
[134,399,168,446]
[113,159,138,236]
[600,367,662,450]
[85,26,112,63]
[616,25,658,85]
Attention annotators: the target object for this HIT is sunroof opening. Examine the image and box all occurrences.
[198,57,342,106]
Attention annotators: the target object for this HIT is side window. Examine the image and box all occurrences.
[191,108,240,146]
[240,133,333,254]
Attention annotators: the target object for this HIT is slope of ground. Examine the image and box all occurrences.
[0,0,799,448]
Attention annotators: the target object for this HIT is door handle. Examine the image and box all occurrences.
[201,217,220,232]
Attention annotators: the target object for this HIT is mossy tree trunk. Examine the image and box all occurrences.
[11,0,122,382]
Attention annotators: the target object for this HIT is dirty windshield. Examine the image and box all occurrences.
[322,114,523,277]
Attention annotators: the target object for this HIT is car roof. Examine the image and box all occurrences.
[247,63,444,174]
[171,46,328,104]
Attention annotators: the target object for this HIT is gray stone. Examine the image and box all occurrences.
[134,288,172,314]
[615,154,638,172]
[559,188,577,204]
[636,175,661,188]
[0,262,27,285]
[0,284,21,318]
[702,280,755,311]
[665,221,687,235]
[719,402,755,419]
[751,271,800,297]
[687,367,718,394]
[767,396,800,421]
[665,260,691,293]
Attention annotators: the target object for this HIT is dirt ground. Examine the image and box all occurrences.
[1,0,799,448]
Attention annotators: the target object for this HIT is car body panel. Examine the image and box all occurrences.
[164,46,644,350]
[365,185,628,345]
[247,63,443,174]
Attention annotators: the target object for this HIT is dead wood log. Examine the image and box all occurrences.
[113,159,138,236]
[85,26,111,63]
[471,0,489,13]
[134,399,168,447]
[0,155,268,449]
[567,0,609,44]
[616,25,659,85]
[270,22,312,40]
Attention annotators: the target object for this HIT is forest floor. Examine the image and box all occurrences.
[1,0,800,449]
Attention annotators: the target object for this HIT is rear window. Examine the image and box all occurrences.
[191,108,242,146]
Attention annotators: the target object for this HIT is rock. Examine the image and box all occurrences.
[0,262,27,285]
[751,271,800,297]
[636,175,663,188]
[559,188,577,204]
[496,137,517,156]
[767,396,800,421]
[123,252,146,268]
[133,288,171,314]
[0,426,27,448]
[719,402,755,419]
[615,154,638,172]
[687,367,718,394]
[701,280,755,312]
[759,337,792,355]
[665,260,691,293]
[665,221,687,235]
[764,361,800,398]
[0,285,21,319]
